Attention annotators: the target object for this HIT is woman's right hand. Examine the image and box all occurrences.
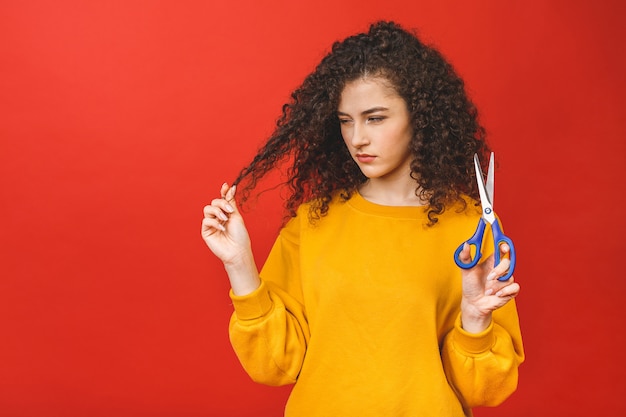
[201,183,252,266]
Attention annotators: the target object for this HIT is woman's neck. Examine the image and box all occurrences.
[358,178,426,207]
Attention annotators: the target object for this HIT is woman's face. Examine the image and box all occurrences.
[338,77,414,183]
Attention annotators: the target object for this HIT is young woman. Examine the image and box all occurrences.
[202,21,524,417]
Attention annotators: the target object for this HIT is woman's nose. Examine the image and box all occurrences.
[350,124,369,148]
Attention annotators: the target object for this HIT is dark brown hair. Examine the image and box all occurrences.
[233,21,490,225]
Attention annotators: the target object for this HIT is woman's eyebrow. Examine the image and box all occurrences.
[337,107,389,117]
[361,106,389,115]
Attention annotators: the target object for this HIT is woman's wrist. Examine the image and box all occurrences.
[224,251,261,296]
[460,299,492,334]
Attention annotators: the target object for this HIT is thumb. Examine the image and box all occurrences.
[458,242,471,263]
[224,184,240,213]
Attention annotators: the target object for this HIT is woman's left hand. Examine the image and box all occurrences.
[457,243,520,333]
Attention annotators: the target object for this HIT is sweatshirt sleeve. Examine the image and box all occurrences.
[441,297,525,408]
[441,213,525,408]
[228,214,310,386]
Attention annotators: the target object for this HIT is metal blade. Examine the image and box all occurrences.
[474,153,495,224]
[486,152,495,205]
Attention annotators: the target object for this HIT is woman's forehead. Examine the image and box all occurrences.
[338,77,403,110]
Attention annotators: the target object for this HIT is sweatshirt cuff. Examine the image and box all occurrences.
[452,314,496,355]
[229,280,274,321]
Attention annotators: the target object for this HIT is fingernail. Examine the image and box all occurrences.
[225,204,234,213]
[485,288,494,296]
[225,186,235,201]
[496,290,503,297]
[218,212,228,221]
[487,272,496,281]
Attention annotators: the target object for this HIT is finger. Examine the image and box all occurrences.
[222,185,239,213]
[204,204,230,221]
[458,242,471,263]
[220,182,230,199]
[209,196,235,216]
[485,274,515,295]
[499,243,510,254]
[486,256,511,281]
[225,184,237,204]
[202,217,226,233]
[495,282,520,298]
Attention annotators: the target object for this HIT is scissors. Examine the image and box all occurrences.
[453,152,516,281]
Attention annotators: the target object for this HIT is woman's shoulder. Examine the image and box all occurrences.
[438,194,482,224]
[298,189,352,213]
[455,194,481,212]
[277,191,348,241]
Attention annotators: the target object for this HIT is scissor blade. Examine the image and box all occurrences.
[474,154,496,224]
[486,152,495,205]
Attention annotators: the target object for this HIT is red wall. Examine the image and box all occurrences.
[1,1,624,415]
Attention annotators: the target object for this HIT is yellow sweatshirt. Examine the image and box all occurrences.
[229,192,524,416]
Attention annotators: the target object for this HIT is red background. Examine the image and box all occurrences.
[1,0,625,416]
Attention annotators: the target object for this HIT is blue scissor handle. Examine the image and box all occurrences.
[454,217,486,269]
[491,219,516,281]
[454,218,516,282]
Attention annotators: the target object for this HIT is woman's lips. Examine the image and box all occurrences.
[356,154,376,163]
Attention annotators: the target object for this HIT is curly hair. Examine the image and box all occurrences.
[232,21,490,225]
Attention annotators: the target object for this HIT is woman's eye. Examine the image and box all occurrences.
[368,117,385,123]
[338,119,352,125]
